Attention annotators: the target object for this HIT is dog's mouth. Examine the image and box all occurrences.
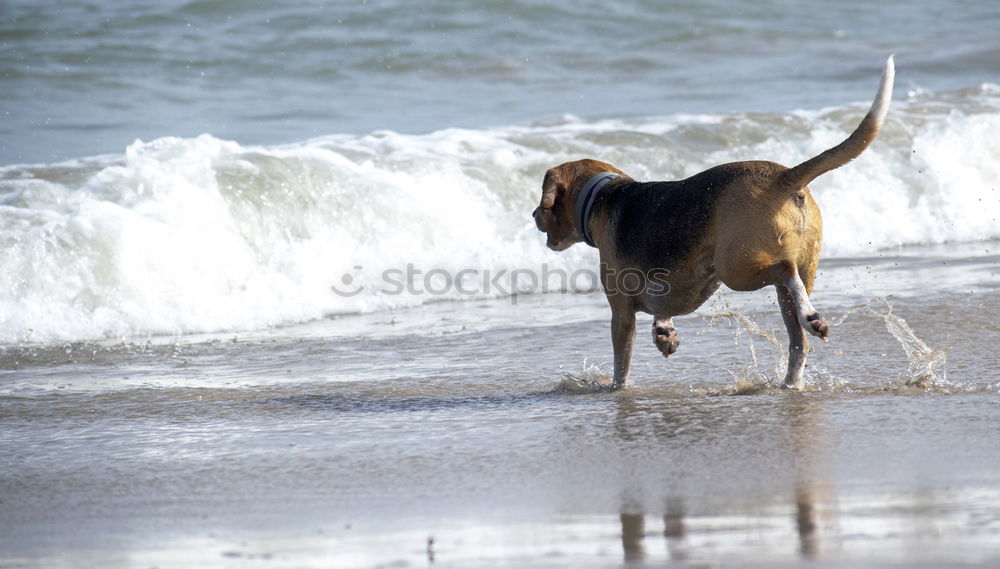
[546,235,572,251]
[534,206,570,251]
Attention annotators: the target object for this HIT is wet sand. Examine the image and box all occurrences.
[2,242,999,568]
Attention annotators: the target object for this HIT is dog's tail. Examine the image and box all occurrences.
[780,56,895,190]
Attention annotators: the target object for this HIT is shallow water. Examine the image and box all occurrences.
[3,243,999,568]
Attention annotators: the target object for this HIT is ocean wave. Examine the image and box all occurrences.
[2,89,998,342]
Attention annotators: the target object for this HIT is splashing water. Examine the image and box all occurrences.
[549,296,948,395]
[555,359,616,393]
[716,297,947,392]
[826,298,948,388]
[864,299,948,388]
[713,310,786,394]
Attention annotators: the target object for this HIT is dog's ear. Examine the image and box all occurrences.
[541,167,562,209]
[535,168,565,232]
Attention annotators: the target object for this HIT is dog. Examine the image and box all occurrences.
[533,57,894,389]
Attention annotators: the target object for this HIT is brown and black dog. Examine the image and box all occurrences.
[533,57,894,389]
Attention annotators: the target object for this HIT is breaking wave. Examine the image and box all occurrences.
[3,85,999,342]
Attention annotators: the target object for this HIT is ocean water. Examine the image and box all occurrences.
[3,1,1000,568]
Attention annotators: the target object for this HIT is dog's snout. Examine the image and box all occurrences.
[532,206,547,232]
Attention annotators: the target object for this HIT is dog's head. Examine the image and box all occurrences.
[533,159,627,251]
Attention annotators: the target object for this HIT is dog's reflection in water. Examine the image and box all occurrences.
[618,489,821,562]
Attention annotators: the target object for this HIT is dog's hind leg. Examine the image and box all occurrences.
[777,285,809,389]
[652,316,680,358]
[783,269,829,340]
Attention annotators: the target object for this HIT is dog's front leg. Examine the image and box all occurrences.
[610,307,637,389]
[652,316,680,358]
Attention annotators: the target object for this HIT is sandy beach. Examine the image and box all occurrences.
[3,242,999,568]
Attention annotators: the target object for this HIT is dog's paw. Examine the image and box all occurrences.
[805,313,829,340]
[653,325,680,357]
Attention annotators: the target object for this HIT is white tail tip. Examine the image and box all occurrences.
[870,55,895,125]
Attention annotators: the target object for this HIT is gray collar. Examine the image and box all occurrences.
[574,172,620,248]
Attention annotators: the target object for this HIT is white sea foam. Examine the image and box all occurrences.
[2,90,999,343]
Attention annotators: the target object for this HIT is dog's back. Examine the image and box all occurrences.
[599,162,769,271]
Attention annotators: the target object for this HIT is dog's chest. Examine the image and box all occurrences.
[603,244,721,317]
